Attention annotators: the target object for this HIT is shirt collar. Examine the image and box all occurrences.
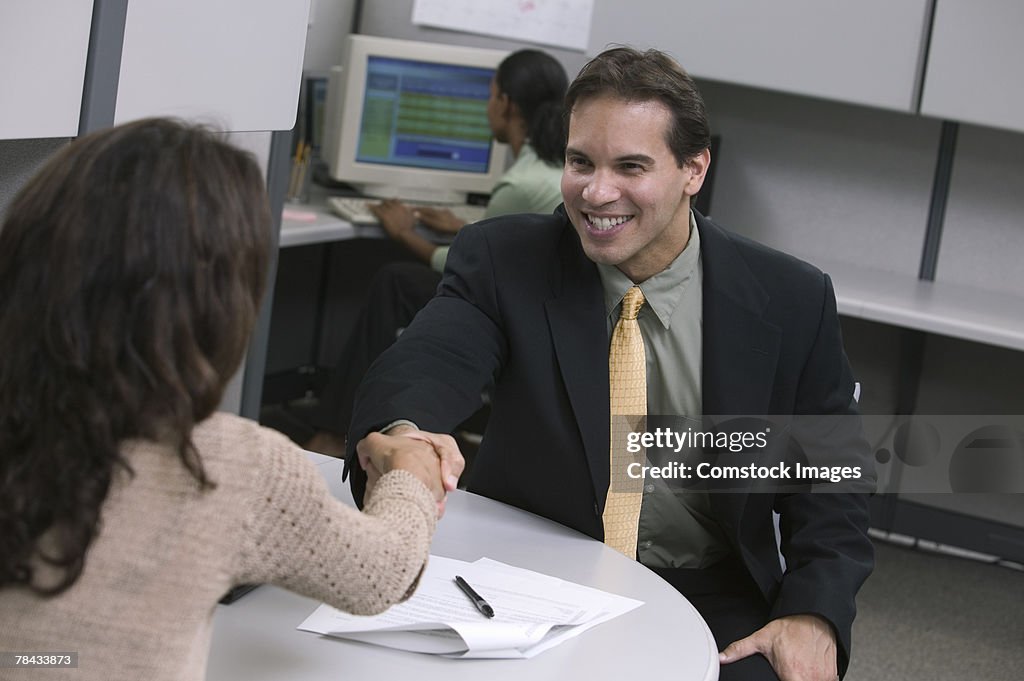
[596,211,701,329]
[516,142,536,163]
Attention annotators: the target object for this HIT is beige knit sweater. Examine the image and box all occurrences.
[0,412,437,680]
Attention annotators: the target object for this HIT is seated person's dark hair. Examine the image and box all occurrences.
[0,118,272,595]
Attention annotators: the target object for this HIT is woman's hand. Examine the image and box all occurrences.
[356,430,465,517]
[414,206,466,234]
[370,199,417,240]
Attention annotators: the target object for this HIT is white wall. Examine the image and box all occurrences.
[698,79,940,278]
[114,0,311,131]
[357,0,590,85]
[0,0,94,139]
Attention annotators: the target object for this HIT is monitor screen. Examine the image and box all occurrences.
[324,36,510,204]
[356,57,494,174]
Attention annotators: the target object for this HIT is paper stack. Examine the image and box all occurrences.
[298,555,643,658]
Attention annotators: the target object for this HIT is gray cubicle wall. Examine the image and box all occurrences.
[361,0,933,113]
[302,0,358,73]
[695,80,939,278]
[920,0,1024,134]
[0,139,71,219]
[587,0,933,113]
[1,1,310,419]
[936,125,1024,296]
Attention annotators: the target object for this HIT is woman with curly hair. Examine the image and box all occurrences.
[0,118,459,681]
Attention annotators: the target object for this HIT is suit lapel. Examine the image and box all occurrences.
[697,215,782,529]
[541,214,785,514]
[544,224,611,504]
[699,215,781,416]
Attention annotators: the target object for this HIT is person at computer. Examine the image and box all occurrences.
[371,48,568,268]
[346,48,874,681]
[0,118,463,681]
[304,49,568,456]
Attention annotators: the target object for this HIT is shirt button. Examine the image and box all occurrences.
[642,540,653,549]
[593,502,600,516]
[645,484,655,493]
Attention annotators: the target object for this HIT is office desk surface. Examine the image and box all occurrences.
[206,455,719,680]
[279,202,455,249]
[279,202,380,248]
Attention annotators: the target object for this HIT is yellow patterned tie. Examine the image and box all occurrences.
[602,285,647,557]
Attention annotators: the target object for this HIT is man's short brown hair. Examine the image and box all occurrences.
[565,46,711,167]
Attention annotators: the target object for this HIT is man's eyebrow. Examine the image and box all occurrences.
[564,148,657,165]
[616,153,656,165]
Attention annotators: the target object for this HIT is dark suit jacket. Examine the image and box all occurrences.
[346,207,873,675]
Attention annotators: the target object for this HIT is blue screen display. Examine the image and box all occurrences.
[355,56,495,174]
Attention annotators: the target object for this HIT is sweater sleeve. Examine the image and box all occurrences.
[237,433,437,615]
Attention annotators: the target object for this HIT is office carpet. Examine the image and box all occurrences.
[846,538,1024,681]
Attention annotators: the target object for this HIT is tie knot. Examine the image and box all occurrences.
[620,286,645,320]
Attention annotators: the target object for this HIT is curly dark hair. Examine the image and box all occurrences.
[0,118,272,594]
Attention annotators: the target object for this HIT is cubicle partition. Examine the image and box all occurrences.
[0,0,313,418]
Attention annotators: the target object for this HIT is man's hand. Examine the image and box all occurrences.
[356,427,465,518]
[369,199,417,240]
[391,428,464,492]
[719,614,838,681]
[414,206,465,234]
[357,432,443,505]
[395,430,464,517]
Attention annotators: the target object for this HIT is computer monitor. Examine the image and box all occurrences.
[323,35,510,204]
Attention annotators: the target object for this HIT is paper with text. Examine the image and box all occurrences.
[297,555,643,658]
[411,0,594,52]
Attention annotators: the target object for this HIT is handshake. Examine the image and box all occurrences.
[356,424,465,517]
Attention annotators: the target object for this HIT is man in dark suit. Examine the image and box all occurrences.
[347,47,873,681]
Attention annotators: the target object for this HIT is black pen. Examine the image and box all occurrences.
[454,575,494,618]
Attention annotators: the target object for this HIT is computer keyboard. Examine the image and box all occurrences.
[326,196,488,226]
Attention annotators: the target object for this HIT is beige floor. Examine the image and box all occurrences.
[846,540,1023,681]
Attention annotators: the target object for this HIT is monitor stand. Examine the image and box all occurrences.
[358,182,467,206]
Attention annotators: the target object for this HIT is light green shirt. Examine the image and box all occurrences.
[596,214,732,569]
[430,144,563,272]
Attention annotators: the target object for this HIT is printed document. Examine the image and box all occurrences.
[298,555,643,658]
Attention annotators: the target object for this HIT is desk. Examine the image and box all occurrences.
[206,455,719,680]
[279,201,457,249]
[821,257,1024,352]
[279,201,381,248]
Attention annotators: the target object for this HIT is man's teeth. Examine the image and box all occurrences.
[587,214,631,230]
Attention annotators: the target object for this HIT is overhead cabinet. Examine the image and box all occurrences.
[114,0,311,131]
[919,0,1024,134]
[587,0,932,112]
[0,0,94,138]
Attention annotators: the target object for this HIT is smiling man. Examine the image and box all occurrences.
[346,47,873,681]
[562,96,704,282]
